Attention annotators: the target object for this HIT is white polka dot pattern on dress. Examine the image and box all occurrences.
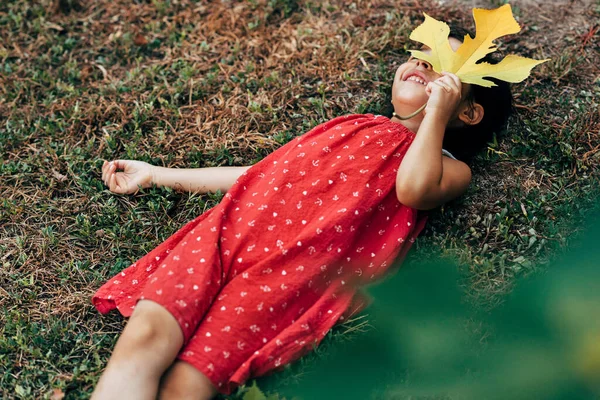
[93,114,427,397]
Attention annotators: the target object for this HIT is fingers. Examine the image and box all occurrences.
[112,159,127,170]
[441,72,462,88]
[427,73,462,98]
[439,72,462,97]
[432,81,451,92]
[102,160,114,186]
[102,160,121,192]
[109,162,116,185]
[109,168,117,192]
[426,81,451,95]
[102,160,109,183]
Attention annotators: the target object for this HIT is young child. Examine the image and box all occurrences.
[91,25,513,399]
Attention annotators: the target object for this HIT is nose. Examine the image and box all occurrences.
[415,59,432,70]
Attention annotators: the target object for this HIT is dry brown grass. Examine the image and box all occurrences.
[1,0,599,397]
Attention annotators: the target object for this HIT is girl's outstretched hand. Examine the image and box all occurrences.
[101,159,155,194]
[423,72,463,123]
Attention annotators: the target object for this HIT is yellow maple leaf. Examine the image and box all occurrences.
[408,4,549,88]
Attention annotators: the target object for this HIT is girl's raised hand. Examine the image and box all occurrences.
[101,159,155,195]
[423,72,463,123]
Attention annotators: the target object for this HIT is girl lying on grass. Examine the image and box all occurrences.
[91,24,513,399]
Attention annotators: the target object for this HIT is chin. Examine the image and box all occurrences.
[392,84,428,107]
[392,96,427,114]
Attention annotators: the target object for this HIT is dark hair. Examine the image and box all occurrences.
[384,25,515,164]
[443,25,514,163]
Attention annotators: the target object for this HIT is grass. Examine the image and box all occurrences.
[1,0,599,398]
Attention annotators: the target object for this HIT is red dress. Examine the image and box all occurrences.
[93,114,428,394]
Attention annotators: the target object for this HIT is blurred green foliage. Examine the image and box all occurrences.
[244,208,600,400]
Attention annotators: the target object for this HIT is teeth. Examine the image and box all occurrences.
[407,76,426,85]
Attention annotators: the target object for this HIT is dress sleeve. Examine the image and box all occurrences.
[442,148,457,160]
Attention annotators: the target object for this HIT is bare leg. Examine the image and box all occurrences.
[92,300,184,400]
[158,360,218,400]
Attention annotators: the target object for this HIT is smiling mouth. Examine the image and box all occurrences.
[405,75,427,85]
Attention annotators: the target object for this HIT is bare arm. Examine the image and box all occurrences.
[395,115,471,210]
[152,165,252,194]
[101,159,252,195]
[395,72,472,210]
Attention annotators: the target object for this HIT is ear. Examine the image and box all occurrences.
[457,102,484,126]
